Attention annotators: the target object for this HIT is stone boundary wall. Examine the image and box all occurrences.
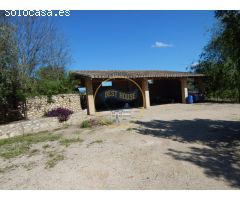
[26,93,82,119]
[0,112,87,139]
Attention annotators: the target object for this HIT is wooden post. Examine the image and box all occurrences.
[181,78,188,103]
[141,78,150,109]
[85,78,95,115]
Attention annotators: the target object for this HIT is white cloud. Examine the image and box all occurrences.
[152,41,173,48]
[191,61,199,66]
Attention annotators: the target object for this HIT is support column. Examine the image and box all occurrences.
[181,78,188,103]
[141,78,150,109]
[85,78,95,115]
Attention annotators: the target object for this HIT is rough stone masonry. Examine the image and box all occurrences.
[26,93,82,119]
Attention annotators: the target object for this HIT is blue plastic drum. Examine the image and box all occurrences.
[187,95,193,104]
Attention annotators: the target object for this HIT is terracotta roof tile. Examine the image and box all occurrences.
[72,70,204,79]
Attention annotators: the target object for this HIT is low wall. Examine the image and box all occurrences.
[26,93,81,119]
[0,112,86,139]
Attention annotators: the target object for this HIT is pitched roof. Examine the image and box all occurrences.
[72,70,204,79]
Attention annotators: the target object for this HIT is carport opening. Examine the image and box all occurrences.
[149,79,182,105]
[93,78,143,111]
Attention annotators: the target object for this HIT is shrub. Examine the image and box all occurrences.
[81,118,114,128]
[99,118,114,126]
[45,107,73,122]
[81,120,91,128]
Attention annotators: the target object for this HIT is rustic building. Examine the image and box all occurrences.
[72,70,204,115]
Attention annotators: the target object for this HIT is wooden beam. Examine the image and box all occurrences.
[85,78,96,115]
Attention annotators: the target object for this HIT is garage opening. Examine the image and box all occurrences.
[149,79,182,105]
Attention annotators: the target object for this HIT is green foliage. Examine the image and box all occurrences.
[192,11,240,102]
[26,66,77,98]
[81,118,114,128]
[81,119,91,128]
[0,131,61,159]
[100,118,114,125]
[59,137,83,147]
[0,15,20,107]
[0,13,75,123]
[45,153,64,169]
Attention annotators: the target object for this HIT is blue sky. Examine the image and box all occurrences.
[57,10,216,72]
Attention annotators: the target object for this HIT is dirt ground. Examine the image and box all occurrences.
[0,103,240,189]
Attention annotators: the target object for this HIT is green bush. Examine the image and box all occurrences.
[81,120,91,128]
[81,118,114,128]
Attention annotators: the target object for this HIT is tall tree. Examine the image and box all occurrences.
[0,12,20,122]
[0,13,72,123]
[15,16,72,95]
[192,11,240,102]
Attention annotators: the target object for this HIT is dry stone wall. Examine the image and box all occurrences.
[0,112,87,139]
[0,117,60,139]
[26,94,82,119]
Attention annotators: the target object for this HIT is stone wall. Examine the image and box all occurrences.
[26,93,82,119]
[0,111,87,139]
[0,117,60,139]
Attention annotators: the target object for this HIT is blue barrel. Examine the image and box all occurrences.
[187,95,193,104]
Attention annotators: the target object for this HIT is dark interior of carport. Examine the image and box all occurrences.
[149,78,182,105]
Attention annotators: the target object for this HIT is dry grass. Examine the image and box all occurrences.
[59,137,83,147]
[45,153,64,169]
[87,140,103,147]
[81,118,114,128]
[0,131,61,159]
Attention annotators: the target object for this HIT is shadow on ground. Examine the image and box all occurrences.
[133,119,240,188]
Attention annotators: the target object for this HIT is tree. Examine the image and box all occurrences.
[0,13,73,123]
[15,16,72,96]
[191,11,240,102]
[33,66,77,99]
[0,12,21,122]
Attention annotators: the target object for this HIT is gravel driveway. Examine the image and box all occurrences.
[0,103,240,189]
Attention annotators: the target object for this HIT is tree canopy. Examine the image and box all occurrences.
[0,12,76,123]
[191,11,240,102]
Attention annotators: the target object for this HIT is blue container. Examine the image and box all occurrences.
[187,95,193,104]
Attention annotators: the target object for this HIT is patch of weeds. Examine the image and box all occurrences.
[81,118,114,128]
[22,161,37,171]
[47,150,58,158]
[130,120,138,124]
[99,118,114,126]
[0,143,31,159]
[0,131,62,159]
[59,137,83,147]
[45,154,64,169]
[63,124,70,129]
[42,144,51,149]
[81,120,91,128]
[87,140,103,147]
[0,164,19,174]
[28,149,40,157]
[126,127,134,131]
